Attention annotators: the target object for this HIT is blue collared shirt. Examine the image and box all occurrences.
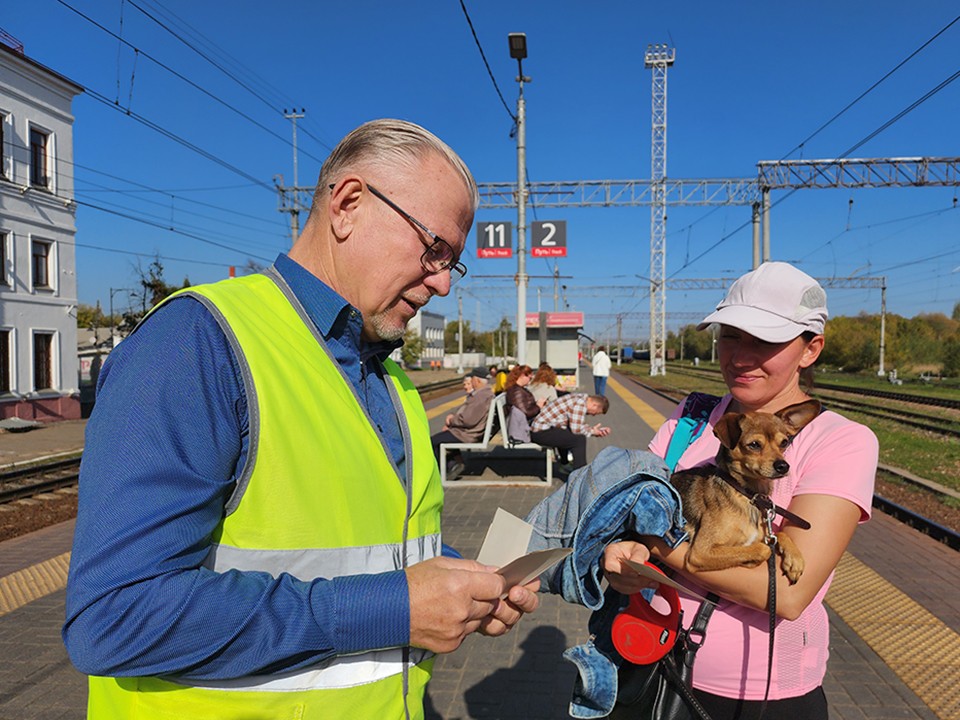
[63,254,415,680]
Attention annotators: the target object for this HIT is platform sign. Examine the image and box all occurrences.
[531,220,567,257]
[477,221,512,258]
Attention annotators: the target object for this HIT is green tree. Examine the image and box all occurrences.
[401,329,424,368]
[76,303,112,330]
[121,257,192,328]
[675,324,713,362]
[943,337,960,377]
[444,320,481,354]
[822,314,880,371]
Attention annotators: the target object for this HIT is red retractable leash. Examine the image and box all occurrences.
[611,562,682,665]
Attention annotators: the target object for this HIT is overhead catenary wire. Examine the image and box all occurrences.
[72,197,274,263]
[779,12,960,161]
[54,0,329,166]
[83,86,275,192]
[668,15,960,279]
[458,0,517,124]
[131,0,333,153]
[672,64,960,277]
[125,0,334,154]
[3,135,286,253]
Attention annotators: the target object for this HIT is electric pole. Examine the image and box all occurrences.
[284,108,304,245]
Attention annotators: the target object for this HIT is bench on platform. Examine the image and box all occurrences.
[495,394,554,484]
[439,394,553,486]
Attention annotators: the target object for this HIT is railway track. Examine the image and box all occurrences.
[666,364,960,410]
[0,378,468,508]
[0,456,81,504]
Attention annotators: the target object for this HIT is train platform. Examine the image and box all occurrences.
[0,369,957,719]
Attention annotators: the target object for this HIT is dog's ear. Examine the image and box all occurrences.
[777,399,822,434]
[713,412,743,449]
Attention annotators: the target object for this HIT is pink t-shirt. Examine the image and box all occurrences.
[649,394,878,700]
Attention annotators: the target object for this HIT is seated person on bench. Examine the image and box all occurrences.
[528,363,560,405]
[430,367,494,480]
[503,364,543,444]
[530,393,611,471]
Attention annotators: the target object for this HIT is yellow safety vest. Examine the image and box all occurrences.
[87,270,443,720]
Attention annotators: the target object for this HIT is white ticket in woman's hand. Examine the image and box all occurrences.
[623,560,715,603]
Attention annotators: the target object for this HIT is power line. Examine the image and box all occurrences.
[3,134,284,237]
[126,0,334,154]
[673,68,960,276]
[72,197,274,262]
[780,12,960,160]
[83,86,275,191]
[69,241,245,269]
[54,0,329,165]
[74,188,283,254]
[75,198,276,262]
[671,16,960,275]
[458,0,516,124]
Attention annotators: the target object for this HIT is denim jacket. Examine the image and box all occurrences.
[524,446,689,719]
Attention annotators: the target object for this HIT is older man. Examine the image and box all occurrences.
[63,119,538,720]
[430,367,494,479]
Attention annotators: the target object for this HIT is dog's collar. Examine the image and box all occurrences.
[714,469,812,530]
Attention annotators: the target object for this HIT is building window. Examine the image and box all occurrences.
[33,332,54,391]
[0,232,7,286]
[0,113,6,179]
[30,127,50,189]
[0,330,10,393]
[32,240,51,289]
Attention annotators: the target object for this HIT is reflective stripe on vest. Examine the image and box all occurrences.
[88,270,444,720]
[175,648,433,692]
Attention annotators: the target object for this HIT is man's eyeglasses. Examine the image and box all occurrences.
[331,182,467,285]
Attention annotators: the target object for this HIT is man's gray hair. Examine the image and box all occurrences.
[311,118,479,216]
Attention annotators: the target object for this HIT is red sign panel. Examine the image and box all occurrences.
[525,312,584,328]
[531,246,567,258]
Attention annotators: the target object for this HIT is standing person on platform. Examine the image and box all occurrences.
[63,119,539,720]
[591,346,611,395]
[602,262,878,720]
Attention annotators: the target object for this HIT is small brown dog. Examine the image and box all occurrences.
[670,399,821,584]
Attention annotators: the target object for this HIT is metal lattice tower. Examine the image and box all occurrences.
[645,44,675,376]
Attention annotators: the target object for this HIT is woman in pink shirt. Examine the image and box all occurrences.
[604,262,878,719]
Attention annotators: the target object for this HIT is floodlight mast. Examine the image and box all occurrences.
[644,44,674,376]
[509,33,530,365]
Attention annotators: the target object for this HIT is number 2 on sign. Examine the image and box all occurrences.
[539,222,557,246]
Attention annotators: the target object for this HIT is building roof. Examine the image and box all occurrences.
[0,35,84,94]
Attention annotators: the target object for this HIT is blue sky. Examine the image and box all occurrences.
[4,0,959,344]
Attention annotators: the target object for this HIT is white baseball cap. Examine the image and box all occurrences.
[696,262,828,342]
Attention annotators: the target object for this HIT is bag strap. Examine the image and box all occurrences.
[663,393,723,472]
[663,594,719,720]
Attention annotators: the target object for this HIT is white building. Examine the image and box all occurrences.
[390,309,447,370]
[0,34,83,422]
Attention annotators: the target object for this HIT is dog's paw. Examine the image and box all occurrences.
[780,551,805,584]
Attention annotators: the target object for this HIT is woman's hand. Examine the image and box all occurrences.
[602,541,655,595]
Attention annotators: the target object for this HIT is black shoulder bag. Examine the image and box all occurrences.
[609,595,718,720]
